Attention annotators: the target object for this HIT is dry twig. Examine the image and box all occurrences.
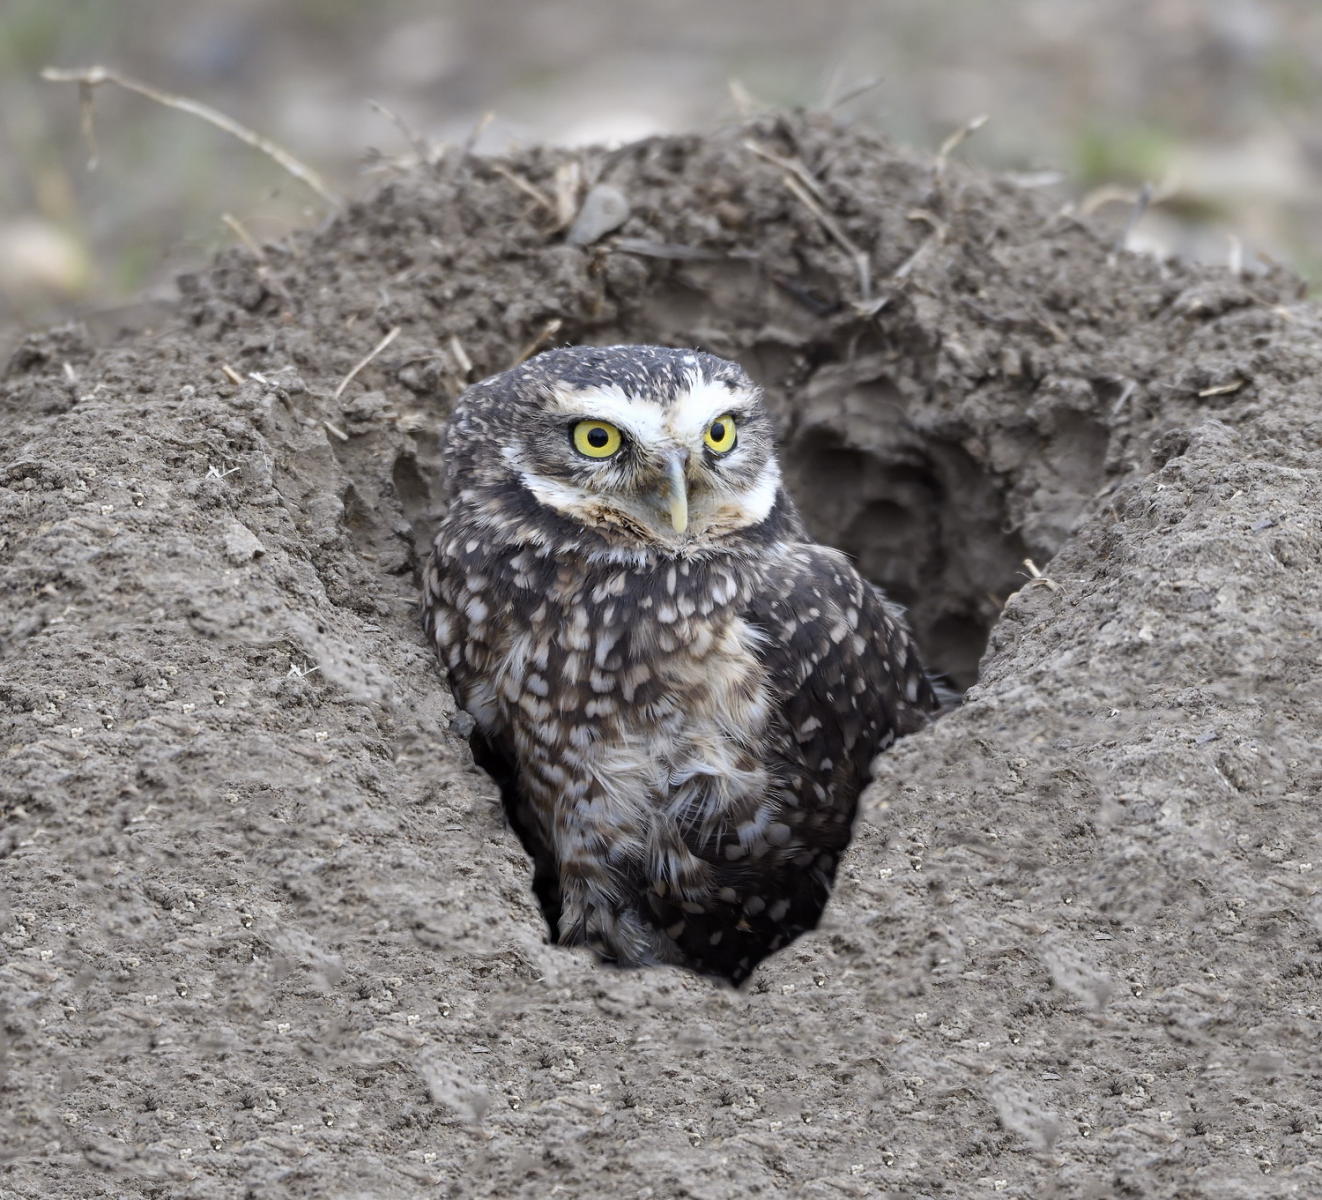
[1226,234,1244,278]
[514,319,564,365]
[489,163,556,214]
[935,114,989,176]
[334,327,401,401]
[892,209,948,281]
[1020,558,1060,593]
[462,112,494,159]
[1112,182,1153,259]
[553,161,583,231]
[221,212,291,302]
[783,174,872,300]
[743,141,828,204]
[42,65,340,209]
[745,141,872,301]
[827,76,884,110]
[727,79,763,119]
[1197,379,1246,398]
[220,212,266,262]
[1111,378,1139,416]
[367,98,434,167]
[1078,175,1177,219]
[449,336,474,379]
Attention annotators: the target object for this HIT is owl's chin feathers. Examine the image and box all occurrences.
[517,469,674,546]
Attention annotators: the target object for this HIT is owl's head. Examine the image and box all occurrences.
[447,345,785,552]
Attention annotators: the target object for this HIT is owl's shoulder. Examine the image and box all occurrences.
[742,537,936,751]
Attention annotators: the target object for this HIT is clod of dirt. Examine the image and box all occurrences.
[2,113,1319,1197]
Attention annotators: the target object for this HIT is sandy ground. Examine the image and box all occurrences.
[2,116,1320,1197]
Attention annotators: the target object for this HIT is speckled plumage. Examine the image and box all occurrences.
[422,345,937,982]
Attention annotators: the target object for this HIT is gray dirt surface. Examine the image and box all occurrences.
[2,114,1319,1197]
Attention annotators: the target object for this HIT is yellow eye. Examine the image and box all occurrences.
[704,413,737,454]
[572,419,623,459]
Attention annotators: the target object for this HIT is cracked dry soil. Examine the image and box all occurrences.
[2,115,1320,1197]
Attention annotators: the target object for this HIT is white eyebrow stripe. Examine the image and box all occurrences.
[549,377,758,448]
[548,383,666,443]
[668,373,756,441]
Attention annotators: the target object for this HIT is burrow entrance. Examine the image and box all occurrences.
[368,120,1251,977]
[776,371,1031,691]
[399,319,1074,979]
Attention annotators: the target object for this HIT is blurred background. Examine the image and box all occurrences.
[3,0,1321,333]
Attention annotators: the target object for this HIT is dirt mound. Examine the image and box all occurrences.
[3,114,1319,1197]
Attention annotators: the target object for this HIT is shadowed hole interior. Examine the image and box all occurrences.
[781,423,1029,690]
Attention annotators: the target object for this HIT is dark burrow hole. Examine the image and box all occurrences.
[779,422,1031,691]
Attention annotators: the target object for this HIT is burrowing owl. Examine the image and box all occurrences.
[422,345,937,983]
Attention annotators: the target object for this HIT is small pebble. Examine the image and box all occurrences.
[566,185,630,246]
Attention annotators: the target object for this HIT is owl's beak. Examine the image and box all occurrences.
[663,451,689,535]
